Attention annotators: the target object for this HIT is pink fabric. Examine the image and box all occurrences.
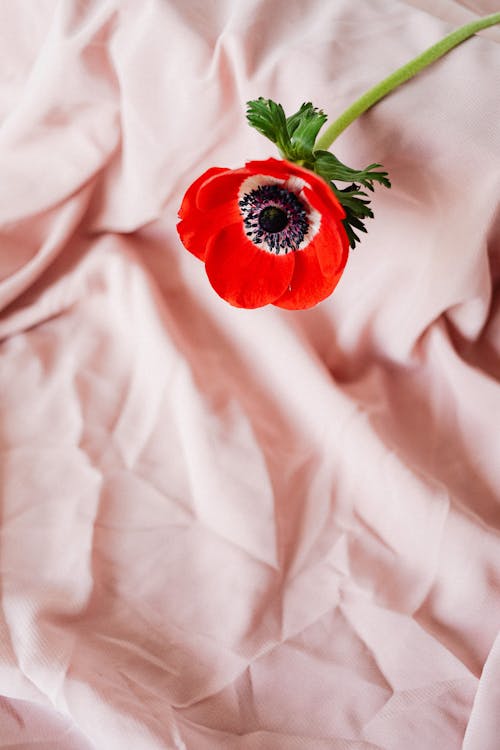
[0,1,499,747]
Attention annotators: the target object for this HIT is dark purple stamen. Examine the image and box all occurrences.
[239,184,309,254]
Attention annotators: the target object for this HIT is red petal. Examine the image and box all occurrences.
[273,219,349,310]
[314,215,350,277]
[178,203,240,261]
[197,168,250,211]
[177,167,241,261]
[302,180,345,222]
[178,167,228,221]
[243,158,293,179]
[177,216,210,261]
[197,157,315,211]
[205,223,294,308]
[245,159,345,221]
[196,159,295,211]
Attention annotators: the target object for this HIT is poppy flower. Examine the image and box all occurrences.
[177,158,350,310]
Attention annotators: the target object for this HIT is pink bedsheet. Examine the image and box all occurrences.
[1,1,499,748]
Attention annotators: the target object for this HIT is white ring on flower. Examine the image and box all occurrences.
[238,174,322,254]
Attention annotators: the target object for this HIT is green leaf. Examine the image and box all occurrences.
[286,103,327,161]
[331,183,377,249]
[314,151,391,189]
[313,152,390,248]
[246,99,327,162]
[246,98,291,158]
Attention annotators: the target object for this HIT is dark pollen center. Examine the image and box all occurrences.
[258,205,288,234]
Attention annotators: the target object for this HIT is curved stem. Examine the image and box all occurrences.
[315,12,500,150]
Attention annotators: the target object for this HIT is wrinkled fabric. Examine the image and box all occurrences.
[0,1,499,748]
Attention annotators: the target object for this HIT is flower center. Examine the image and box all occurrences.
[239,183,309,254]
[258,206,288,233]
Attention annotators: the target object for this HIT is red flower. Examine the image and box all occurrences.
[177,158,349,310]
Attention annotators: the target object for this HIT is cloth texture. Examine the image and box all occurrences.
[0,1,499,748]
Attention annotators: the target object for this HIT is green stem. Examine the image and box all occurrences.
[315,12,500,150]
